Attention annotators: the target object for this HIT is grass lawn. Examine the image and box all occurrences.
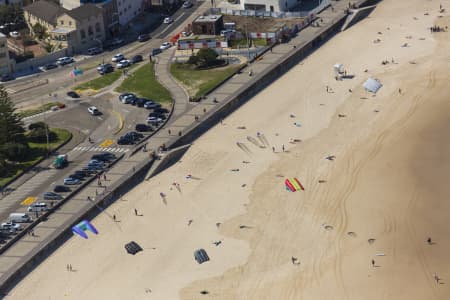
[74,70,122,91]
[0,128,72,188]
[170,63,241,98]
[115,62,172,103]
[18,102,63,119]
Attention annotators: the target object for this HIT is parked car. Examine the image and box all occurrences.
[117,136,134,145]
[154,107,170,114]
[131,55,143,64]
[144,101,161,109]
[68,173,84,180]
[125,131,144,140]
[135,123,153,132]
[138,33,150,42]
[41,63,58,71]
[116,59,131,69]
[9,31,20,38]
[87,47,103,55]
[160,42,171,50]
[53,185,71,193]
[91,153,116,162]
[74,170,91,177]
[119,93,136,104]
[147,117,163,124]
[110,38,124,47]
[0,74,14,82]
[135,98,148,107]
[67,91,80,98]
[88,106,100,115]
[0,222,21,233]
[182,1,193,8]
[27,202,48,212]
[97,63,114,75]
[112,53,124,62]
[150,48,162,56]
[163,17,173,24]
[56,57,74,66]
[43,192,63,200]
[64,177,81,185]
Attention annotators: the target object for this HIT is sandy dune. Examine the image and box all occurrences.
[7,0,450,299]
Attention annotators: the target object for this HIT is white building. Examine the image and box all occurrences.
[116,0,142,26]
[242,0,300,12]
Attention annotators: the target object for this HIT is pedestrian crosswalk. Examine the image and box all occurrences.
[73,146,130,153]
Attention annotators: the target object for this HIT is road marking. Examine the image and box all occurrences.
[97,117,103,121]
[73,146,129,153]
[174,12,186,22]
[5,88,16,94]
[100,139,114,148]
[21,196,37,206]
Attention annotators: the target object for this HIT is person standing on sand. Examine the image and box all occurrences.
[272,146,275,152]
[372,259,375,267]
[427,237,432,245]
[134,208,138,216]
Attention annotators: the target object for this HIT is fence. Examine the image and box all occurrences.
[13,48,68,74]
[209,0,330,18]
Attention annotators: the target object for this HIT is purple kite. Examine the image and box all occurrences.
[72,220,98,239]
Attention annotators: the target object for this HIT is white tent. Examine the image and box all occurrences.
[334,63,344,74]
[363,77,382,93]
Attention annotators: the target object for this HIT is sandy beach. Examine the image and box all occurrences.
[7,0,450,299]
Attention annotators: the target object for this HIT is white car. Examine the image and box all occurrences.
[163,17,173,24]
[0,222,21,232]
[56,57,74,66]
[160,42,172,50]
[116,59,131,69]
[9,31,20,38]
[112,53,124,62]
[28,202,48,212]
[88,106,100,115]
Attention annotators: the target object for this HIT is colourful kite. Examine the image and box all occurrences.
[70,68,83,77]
[72,220,98,239]
[285,178,305,192]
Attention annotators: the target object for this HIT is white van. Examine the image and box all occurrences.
[9,213,31,223]
[27,202,48,212]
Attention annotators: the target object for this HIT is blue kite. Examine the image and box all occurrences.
[72,220,98,239]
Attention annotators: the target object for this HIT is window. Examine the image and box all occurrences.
[0,43,5,48]
[80,29,86,39]
[60,20,64,25]
[95,22,101,32]
[69,21,72,26]
[88,26,93,35]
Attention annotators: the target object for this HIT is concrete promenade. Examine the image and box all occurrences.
[0,0,374,293]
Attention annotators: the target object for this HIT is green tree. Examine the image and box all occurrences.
[0,85,28,161]
[32,23,47,40]
[195,48,219,68]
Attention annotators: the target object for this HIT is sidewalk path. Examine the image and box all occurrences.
[154,49,190,119]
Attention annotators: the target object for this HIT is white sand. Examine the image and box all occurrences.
[8,0,450,299]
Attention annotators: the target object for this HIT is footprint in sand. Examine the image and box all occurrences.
[368,238,376,244]
[347,231,357,237]
[324,225,334,231]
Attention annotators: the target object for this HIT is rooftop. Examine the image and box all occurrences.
[24,1,68,26]
[64,3,103,21]
[193,15,223,23]
[178,35,218,41]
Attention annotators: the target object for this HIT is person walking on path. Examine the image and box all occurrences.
[103,173,107,181]
[67,264,70,272]
[282,144,285,152]
[113,214,116,222]
[371,259,375,267]
[272,146,275,152]
[427,237,432,245]
[134,208,138,216]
